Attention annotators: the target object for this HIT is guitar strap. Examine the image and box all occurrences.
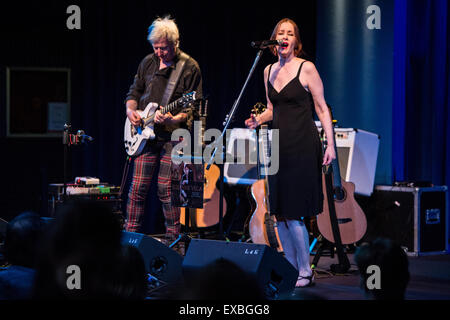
[160,51,189,108]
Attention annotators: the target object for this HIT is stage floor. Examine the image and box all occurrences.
[147,235,450,300]
[292,252,450,300]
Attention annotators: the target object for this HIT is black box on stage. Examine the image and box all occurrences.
[182,239,297,296]
[121,231,183,283]
[364,185,448,256]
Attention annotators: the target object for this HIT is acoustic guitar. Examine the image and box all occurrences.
[248,103,283,252]
[317,121,367,245]
[180,100,227,227]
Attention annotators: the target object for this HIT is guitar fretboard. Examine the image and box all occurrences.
[143,92,195,127]
[260,124,270,177]
[259,124,271,213]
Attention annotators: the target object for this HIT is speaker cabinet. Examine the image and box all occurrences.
[224,128,272,185]
[333,128,380,196]
[363,186,448,256]
[182,239,297,295]
[224,127,379,196]
[121,231,183,283]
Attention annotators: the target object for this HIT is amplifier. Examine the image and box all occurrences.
[317,125,380,196]
[332,128,380,196]
[224,128,273,185]
[224,127,379,196]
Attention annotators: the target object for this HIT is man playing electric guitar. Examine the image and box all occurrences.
[124,16,203,245]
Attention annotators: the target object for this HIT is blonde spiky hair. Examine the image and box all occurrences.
[147,15,180,48]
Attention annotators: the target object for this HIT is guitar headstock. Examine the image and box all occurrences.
[181,91,196,103]
[251,102,266,116]
[179,91,197,110]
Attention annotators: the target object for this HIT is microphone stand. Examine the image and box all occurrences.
[206,46,266,239]
[61,124,94,202]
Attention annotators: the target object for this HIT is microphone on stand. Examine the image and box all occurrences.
[76,130,94,144]
[251,39,288,49]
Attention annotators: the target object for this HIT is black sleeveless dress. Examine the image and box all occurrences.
[267,61,323,219]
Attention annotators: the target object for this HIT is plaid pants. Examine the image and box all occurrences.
[125,141,180,239]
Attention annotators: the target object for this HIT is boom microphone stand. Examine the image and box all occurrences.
[206,42,270,239]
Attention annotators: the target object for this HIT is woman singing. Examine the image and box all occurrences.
[245,18,335,287]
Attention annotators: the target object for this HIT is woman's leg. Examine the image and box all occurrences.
[277,221,298,270]
[285,219,313,286]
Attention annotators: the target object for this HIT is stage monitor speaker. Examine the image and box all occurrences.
[121,231,183,283]
[224,128,272,185]
[182,239,297,297]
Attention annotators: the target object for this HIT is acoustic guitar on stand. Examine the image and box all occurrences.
[180,99,227,228]
[316,119,367,245]
[248,103,283,252]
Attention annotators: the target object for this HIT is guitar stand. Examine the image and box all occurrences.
[169,232,191,256]
[169,208,196,256]
[311,235,351,274]
[312,170,352,275]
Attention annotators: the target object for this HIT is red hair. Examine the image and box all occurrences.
[270,18,303,57]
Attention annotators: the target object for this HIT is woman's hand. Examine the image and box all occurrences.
[322,145,336,166]
[245,114,259,129]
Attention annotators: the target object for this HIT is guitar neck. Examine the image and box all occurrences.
[199,100,207,149]
[161,99,181,114]
[323,127,342,189]
[259,124,271,212]
[331,143,342,188]
[142,96,188,127]
[260,124,270,177]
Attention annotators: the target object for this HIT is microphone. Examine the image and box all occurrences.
[76,130,94,144]
[251,39,288,49]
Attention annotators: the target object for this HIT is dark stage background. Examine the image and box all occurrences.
[1,1,449,240]
[0,1,317,232]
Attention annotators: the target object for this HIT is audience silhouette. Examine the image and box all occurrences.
[32,199,148,299]
[355,237,410,300]
[178,258,267,300]
[0,211,44,299]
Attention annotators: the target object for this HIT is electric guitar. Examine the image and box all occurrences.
[124,91,197,156]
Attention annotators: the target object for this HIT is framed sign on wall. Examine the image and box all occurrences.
[6,67,70,137]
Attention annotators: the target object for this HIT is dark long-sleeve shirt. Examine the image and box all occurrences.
[125,49,203,141]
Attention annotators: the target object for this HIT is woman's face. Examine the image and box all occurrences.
[275,22,297,58]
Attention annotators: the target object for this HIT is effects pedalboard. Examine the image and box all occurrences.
[48,177,123,217]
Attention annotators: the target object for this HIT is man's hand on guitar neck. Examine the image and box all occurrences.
[154,106,187,125]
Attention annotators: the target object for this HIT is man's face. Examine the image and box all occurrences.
[152,39,176,64]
